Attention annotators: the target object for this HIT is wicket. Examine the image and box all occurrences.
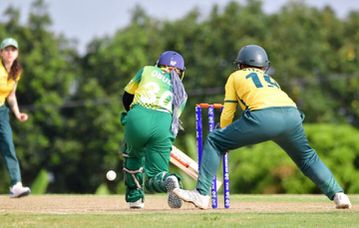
[195,103,230,209]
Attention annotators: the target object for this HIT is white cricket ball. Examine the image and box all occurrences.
[106,170,117,181]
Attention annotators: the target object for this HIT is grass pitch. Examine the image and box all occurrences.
[0,194,357,227]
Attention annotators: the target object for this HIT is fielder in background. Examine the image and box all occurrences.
[121,51,187,209]
[0,37,31,198]
[174,44,352,209]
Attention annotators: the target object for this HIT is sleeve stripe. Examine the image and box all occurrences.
[224,100,238,103]
[239,98,249,110]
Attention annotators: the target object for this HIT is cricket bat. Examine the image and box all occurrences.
[170,146,223,190]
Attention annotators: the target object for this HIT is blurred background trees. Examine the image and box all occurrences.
[0,0,358,194]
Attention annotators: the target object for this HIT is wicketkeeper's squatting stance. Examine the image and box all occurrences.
[174,45,352,209]
[121,51,187,209]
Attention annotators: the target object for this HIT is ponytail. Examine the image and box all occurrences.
[8,58,22,81]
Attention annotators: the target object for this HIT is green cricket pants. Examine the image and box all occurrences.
[0,105,21,185]
[197,107,343,199]
[124,105,174,202]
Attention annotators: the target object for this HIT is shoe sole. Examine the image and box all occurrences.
[336,204,351,209]
[128,199,144,209]
[10,190,31,198]
[181,198,206,209]
[166,177,182,208]
[128,203,144,209]
[173,190,207,210]
[129,205,144,209]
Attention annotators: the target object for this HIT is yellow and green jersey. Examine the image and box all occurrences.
[0,63,20,106]
[220,68,296,128]
[124,66,186,115]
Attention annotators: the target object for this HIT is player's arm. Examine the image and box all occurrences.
[122,92,134,111]
[6,82,28,122]
[122,68,144,111]
[220,75,237,128]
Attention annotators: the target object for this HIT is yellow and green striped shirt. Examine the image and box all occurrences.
[124,66,186,116]
[221,68,296,128]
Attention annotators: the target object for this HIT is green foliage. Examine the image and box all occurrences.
[306,124,359,193]
[95,183,110,195]
[31,169,49,194]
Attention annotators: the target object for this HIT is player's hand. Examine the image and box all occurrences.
[16,113,28,122]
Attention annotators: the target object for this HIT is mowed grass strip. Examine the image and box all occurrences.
[0,212,357,228]
[0,194,357,227]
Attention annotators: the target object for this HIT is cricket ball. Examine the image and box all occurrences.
[106,170,117,181]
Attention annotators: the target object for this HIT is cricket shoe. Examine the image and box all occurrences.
[128,199,144,209]
[334,192,352,209]
[165,175,182,208]
[9,182,31,198]
[173,189,210,209]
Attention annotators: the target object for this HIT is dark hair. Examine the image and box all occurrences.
[238,63,266,70]
[6,58,22,81]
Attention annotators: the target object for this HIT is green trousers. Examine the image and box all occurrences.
[0,105,21,185]
[197,107,343,199]
[124,105,174,202]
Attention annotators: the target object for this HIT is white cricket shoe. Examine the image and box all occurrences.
[128,199,144,209]
[334,192,352,209]
[9,182,31,198]
[165,176,182,208]
[173,188,210,209]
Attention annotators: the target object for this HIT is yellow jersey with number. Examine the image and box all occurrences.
[0,63,20,106]
[220,68,296,128]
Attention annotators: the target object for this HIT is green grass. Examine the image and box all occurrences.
[0,212,357,228]
[0,194,358,227]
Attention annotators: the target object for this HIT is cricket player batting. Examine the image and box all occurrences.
[121,51,187,209]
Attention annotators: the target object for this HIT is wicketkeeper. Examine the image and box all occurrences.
[174,44,352,209]
[121,51,187,209]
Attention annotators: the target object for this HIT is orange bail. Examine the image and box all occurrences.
[196,103,223,109]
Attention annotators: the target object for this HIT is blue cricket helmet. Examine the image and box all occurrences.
[157,51,186,71]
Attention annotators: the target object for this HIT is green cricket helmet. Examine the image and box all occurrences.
[234,45,270,68]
